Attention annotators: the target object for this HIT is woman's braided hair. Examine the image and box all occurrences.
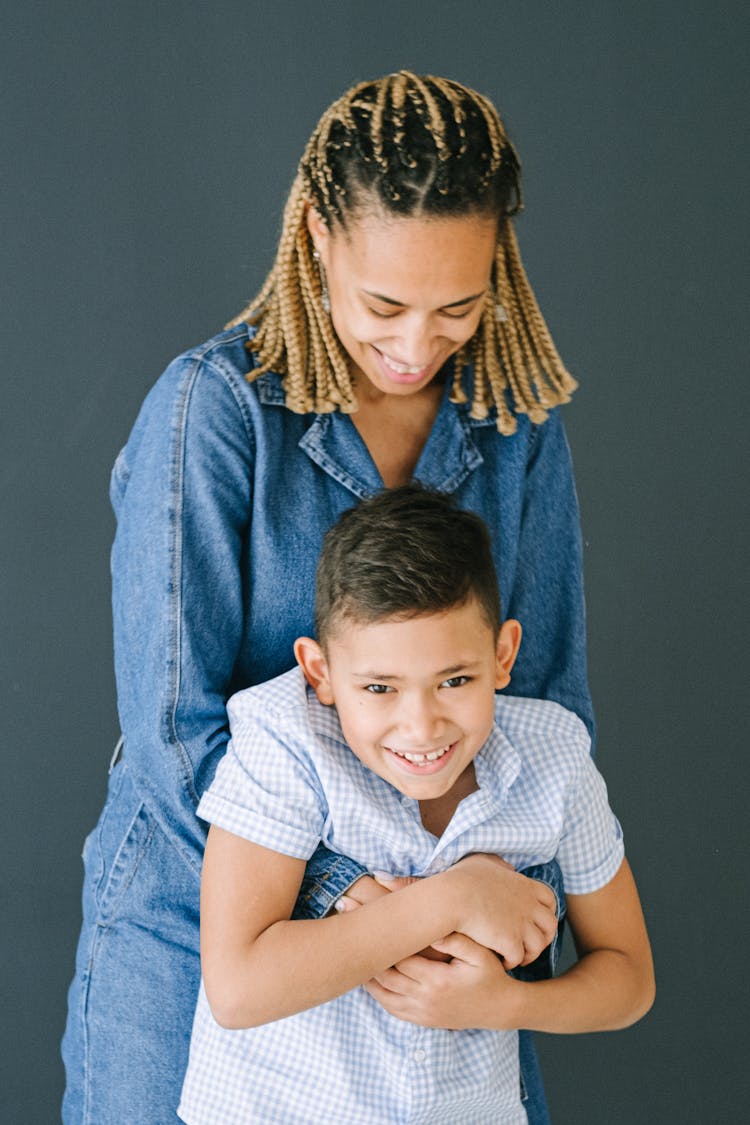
[228,71,577,433]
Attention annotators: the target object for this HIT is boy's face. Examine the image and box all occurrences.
[295,598,521,802]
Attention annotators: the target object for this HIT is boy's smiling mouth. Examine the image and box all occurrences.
[385,742,457,769]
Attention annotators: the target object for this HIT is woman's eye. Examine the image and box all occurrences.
[365,683,392,694]
[367,306,400,319]
[440,307,474,320]
[441,676,470,689]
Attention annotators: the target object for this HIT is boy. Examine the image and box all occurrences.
[178,486,654,1124]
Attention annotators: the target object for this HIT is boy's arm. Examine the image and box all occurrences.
[365,858,654,1033]
[512,857,654,1032]
[200,826,555,1030]
[340,859,562,970]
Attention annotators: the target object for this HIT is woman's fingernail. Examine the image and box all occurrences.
[334,897,352,913]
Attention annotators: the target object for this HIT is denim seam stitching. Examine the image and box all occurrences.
[166,365,199,812]
[97,804,157,925]
[163,351,258,872]
[81,811,157,1123]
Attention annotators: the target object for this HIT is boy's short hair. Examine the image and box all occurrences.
[314,485,502,646]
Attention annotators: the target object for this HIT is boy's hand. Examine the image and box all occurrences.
[448,854,557,968]
[334,873,451,960]
[337,856,557,969]
[365,933,520,1030]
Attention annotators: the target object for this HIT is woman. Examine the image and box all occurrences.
[62,72,589,1123]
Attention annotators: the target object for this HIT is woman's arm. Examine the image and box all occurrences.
[200,827,556,1029]
[110,335,366,905]
[503,409,594,741]
[111,343,254,869]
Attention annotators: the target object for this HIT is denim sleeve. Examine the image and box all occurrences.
[503,411,595,746]
[292,844,367,920]
[499,412,594,979]
[110,352,256,873]
[110,351,367,907]
[510,861,567,982]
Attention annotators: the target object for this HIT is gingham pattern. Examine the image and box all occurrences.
[178,669,623,1124]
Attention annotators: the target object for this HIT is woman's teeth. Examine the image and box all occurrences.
[381,354,425,375]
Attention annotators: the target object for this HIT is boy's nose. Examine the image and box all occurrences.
[398,695,444,744]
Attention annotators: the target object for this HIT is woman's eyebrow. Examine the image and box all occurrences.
[361,289,485,309]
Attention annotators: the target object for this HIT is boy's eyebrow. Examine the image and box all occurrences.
[352,661,482,681]
[352,671,400,681]
[361,289,485,309]
[435,661,482,677]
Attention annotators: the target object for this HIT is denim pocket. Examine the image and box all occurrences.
[91,765,156,923]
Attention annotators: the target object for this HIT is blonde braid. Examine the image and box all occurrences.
[228,72,576,430]
[504,223,578,405]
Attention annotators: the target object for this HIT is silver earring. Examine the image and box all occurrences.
[312,249,331,314]
[495,302,508,323]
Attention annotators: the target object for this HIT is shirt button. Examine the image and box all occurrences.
[412,1049,426,1063]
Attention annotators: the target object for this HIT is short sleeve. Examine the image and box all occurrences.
[557,756,625,895]
[197,694,327,861]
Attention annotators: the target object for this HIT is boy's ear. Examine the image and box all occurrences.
[294,636,335,705]
[494,619,522,690]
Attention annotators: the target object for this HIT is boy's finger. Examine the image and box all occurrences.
[431,932,490,964]
[370,965,419,992]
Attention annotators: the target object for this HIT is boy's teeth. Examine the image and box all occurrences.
[394,746,449,763]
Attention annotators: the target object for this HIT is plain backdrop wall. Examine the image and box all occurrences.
[2,2,748,1121]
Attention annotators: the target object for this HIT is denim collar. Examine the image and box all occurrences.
[256,370,490,498]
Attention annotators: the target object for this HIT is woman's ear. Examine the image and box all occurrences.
[494,619,522,690]
[294,636,335,705]
[305,206,329,259]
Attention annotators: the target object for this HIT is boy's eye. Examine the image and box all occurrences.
[441,675,470,689]
[365,683,393,694]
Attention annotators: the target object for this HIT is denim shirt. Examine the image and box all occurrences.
[110,323,591,900]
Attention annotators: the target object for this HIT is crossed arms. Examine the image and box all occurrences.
[201,827,654,1034]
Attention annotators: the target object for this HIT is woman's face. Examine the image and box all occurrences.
[307,206,498,398]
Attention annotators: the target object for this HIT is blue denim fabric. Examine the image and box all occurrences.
[62,325,591,1124]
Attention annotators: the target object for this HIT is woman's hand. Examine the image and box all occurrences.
[333,872,411,911]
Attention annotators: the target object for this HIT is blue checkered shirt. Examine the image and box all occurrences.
[178,669,623,1124]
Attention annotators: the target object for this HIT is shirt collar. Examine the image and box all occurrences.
[473,721,522,802]
[292,373,487,499]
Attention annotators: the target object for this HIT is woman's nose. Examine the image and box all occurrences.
[397,318,436,366]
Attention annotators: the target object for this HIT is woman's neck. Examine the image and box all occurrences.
[349,377,444,487]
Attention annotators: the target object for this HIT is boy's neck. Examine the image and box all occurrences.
[418,763,478,838]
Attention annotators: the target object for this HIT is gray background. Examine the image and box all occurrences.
[2,2,748,1121]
